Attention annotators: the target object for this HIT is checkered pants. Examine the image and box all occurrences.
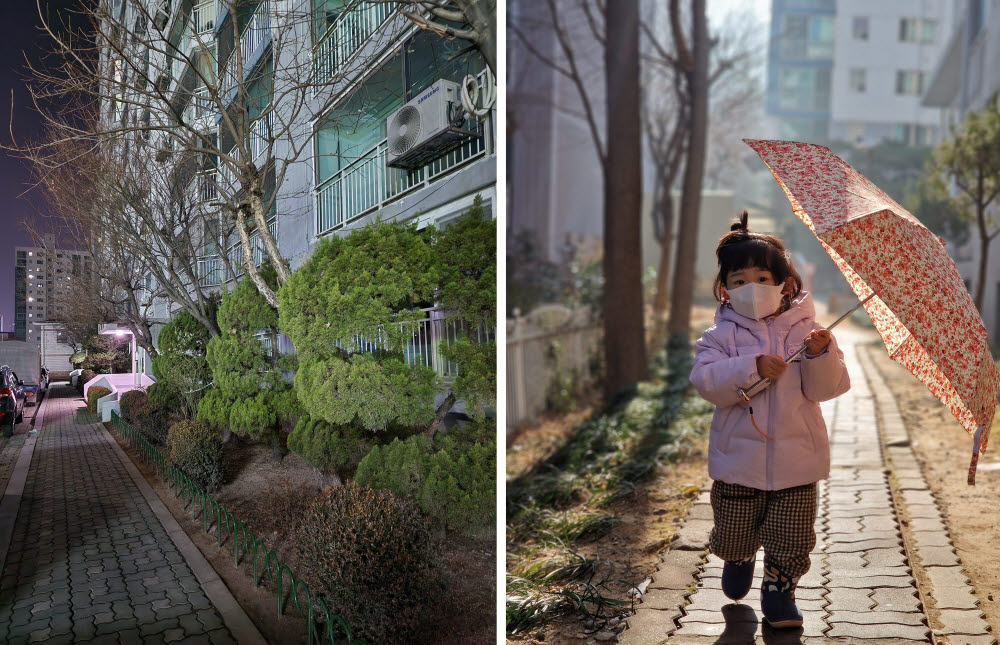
[708,480,818,578]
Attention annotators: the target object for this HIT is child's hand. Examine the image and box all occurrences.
[756,354,787,380]
[805,330,831,356]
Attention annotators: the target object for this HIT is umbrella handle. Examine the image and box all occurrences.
[737,292,877,402]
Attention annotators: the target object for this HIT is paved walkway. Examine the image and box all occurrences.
[0,384,249,645]
[623,326,993,644]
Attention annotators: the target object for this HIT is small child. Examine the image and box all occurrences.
[689,212,850,628]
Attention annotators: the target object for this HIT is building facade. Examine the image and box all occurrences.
[829,0,952,146]
[13,235,92,347]
[921,0,1000,341]
[104,0,496,381]
[767,0,950,146]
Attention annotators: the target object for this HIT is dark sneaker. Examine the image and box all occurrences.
[760,559,803,628]
[721,556,756,600]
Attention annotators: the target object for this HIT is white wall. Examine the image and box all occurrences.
[831,0,952,143]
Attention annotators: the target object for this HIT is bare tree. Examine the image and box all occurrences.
[641,1,761,337]
[16,0,423,308]
[665,0,707,345]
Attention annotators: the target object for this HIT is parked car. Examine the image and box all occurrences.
[0,341,42,407]
[0,365,26,436]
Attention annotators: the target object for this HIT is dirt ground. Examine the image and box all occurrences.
[109,429,497,644]
[506,409,710,644]
[867,344,1000,636]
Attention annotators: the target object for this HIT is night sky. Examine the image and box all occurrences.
[0,2,81,333]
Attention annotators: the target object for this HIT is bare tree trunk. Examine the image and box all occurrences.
[233,207,280,309]
[652,191,675,314]
[427,391,456,438]
[667,0,709,346]
[456,0,497,74]
[976,197,989,311]
[602,0,648,400]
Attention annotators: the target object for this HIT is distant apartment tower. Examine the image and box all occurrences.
[830,0,952,146]
[767,0,837,142]
[767,0,949,146]
[13,234,91,346]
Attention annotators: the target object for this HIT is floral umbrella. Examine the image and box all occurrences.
[745,138,999,485]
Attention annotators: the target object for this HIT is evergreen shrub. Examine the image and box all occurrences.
[87,386,111,415]
[355,433,496,536]
[294,483,439,644]
[167,420,223,491]
[286,416,371,474]
[132,400,171,444]
[119,390,148,423]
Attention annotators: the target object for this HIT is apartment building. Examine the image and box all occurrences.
[13,235,92,347]
[830,0,952,146]
[921,0,1000,341]
[104,0,496,379]
[767,0,950,146]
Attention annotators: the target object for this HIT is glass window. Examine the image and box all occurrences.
[852,16,868,40]
[404,28,487,100]
[312,0,347,42]
[849,68,866,92]
[316,51,404,182]
[778,67,831,111]
[895,70,926,95]
[781,14,834,59]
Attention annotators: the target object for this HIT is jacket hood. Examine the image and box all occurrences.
[716,290,816,331]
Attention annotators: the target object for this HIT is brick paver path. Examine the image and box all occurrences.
[623,326,975,644]
[0,385,236,645]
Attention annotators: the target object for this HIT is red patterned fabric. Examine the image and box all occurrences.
[745,139,999,483]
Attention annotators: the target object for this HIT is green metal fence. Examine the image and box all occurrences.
[109,411,363,645]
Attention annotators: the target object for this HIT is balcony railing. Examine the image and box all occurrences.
[250,110,273,160]
[193,0,216,34]
[197,255,222,286]
[221,0,271,94]
[226,218,278,278]
[315,74,494,236]
[197,171,218,203]
[313,2,397,89]
[337,307,494,381]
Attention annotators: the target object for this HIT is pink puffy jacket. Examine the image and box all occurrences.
[689,291,850,490]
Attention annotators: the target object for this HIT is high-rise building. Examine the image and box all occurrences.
[767,0,837,142]
[13,235,92,346]
[830,0,952,146]
[767,0,950,146]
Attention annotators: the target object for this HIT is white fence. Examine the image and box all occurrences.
[507,304,602,429]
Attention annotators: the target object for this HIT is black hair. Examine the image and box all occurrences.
[712,211,803,304]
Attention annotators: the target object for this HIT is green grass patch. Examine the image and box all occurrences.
[505,344,713,635]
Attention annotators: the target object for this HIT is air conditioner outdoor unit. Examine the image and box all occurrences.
[386,79,480,170]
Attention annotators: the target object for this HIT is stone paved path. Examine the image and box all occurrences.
[0,385,239,645]
[622,326,992,644]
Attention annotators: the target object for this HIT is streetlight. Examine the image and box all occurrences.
[98,325,139,388]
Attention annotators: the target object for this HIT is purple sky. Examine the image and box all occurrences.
[0,2,82,333]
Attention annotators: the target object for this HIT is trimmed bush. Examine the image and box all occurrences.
[147,381,183,413]
[132,400,171,444]
[87,386,111,415]
[119,390,148,423]
[287,416,371,475]
[355,433,496,536]
[294,483,439,644]
[167,420,223,491]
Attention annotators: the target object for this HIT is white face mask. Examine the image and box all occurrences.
[726,282,786,320]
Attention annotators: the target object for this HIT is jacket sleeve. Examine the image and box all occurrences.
[800,329,851,402]
[690,325,769,408]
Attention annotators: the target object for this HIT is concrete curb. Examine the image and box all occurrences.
[95,418,269,645]
[860,346,997,645]
[0,394,46,570]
